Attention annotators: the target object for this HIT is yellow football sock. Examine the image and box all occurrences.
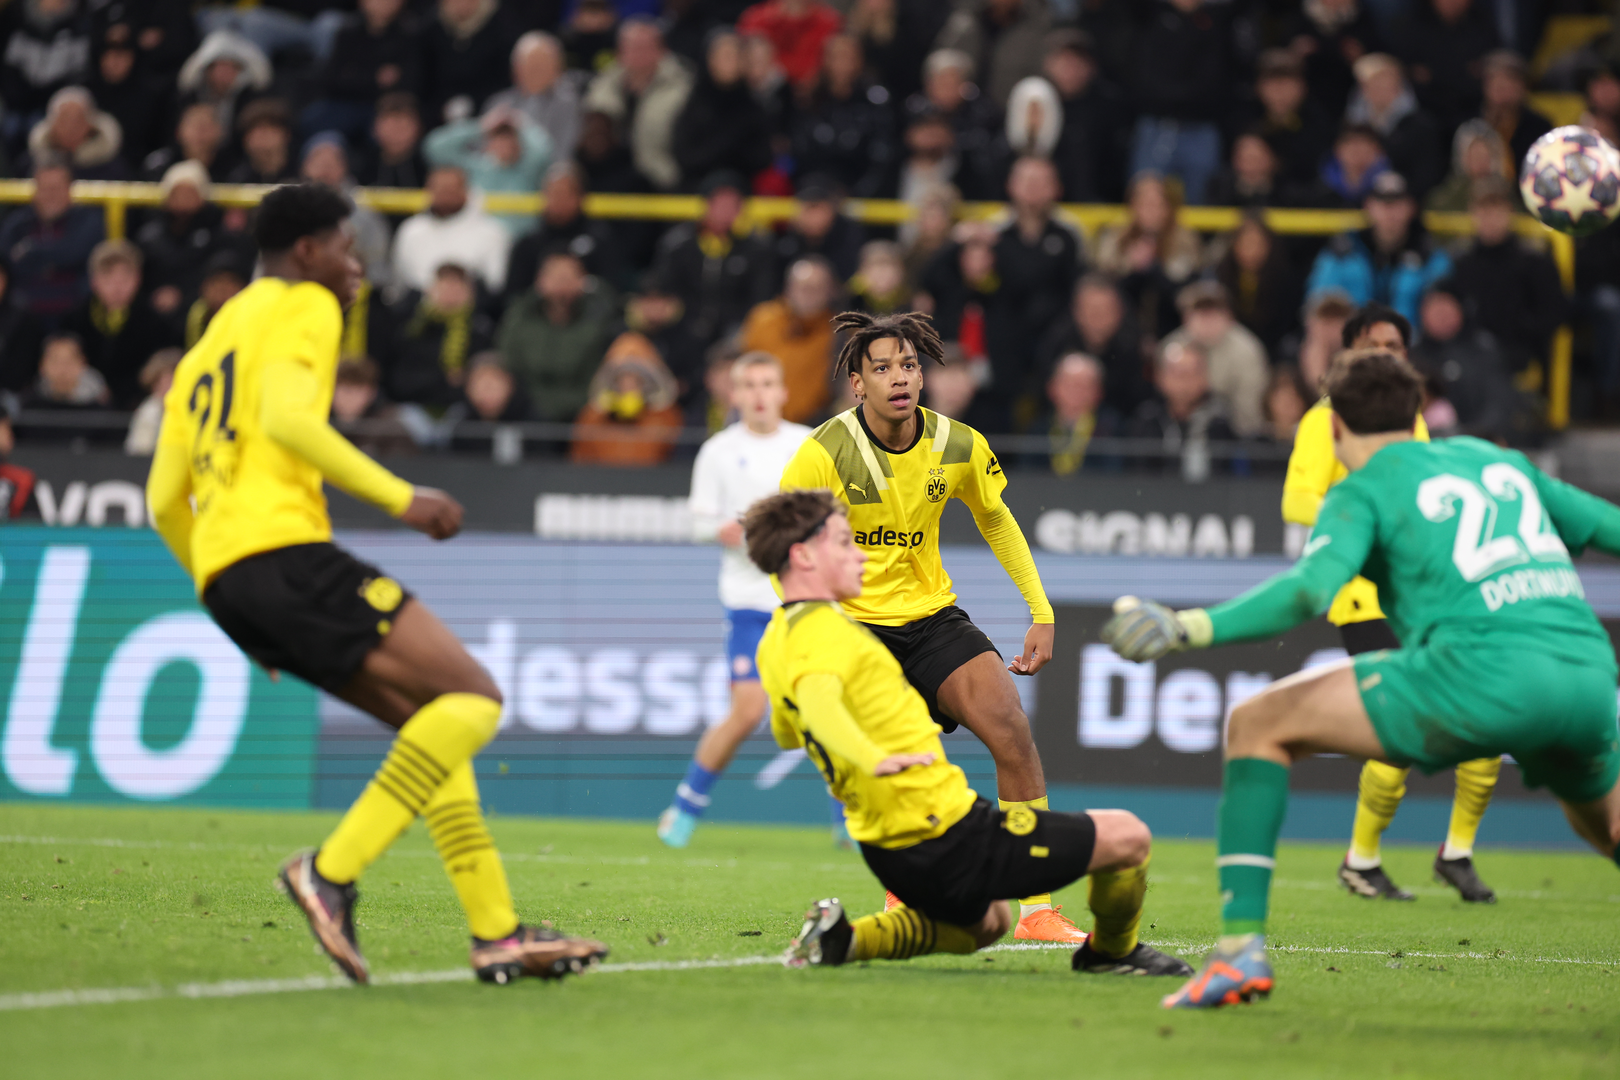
[1444,756,1502,859]
[317,693,502,884]
[1000,796,1052,909]
[1347,760,1409,869]
[1087,856,1148,958]
[424,761,519,941]
[851,908,978,961]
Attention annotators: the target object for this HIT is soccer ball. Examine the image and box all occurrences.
[1519,125,1620,237]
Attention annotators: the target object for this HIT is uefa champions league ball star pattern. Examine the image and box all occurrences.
[1519,125,1620,237]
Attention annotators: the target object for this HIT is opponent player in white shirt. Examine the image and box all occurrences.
[658,352,811,847]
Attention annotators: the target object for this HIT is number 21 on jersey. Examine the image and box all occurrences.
[187,350,239,490]
[1417,463,1568,582]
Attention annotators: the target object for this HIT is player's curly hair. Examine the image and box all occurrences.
[743,489,848,577]
[832,310,945,378]
[254,183,353,254]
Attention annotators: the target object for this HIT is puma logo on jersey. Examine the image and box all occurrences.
[1303,535,1333,558]
[848,481,866,495]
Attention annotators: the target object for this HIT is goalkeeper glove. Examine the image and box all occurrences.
[1100,596,1212,662]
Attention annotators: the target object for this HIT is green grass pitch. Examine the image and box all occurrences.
[2,804,1618,1079]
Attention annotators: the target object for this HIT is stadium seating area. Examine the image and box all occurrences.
[1,0,1620,475]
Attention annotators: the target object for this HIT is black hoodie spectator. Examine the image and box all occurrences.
[790,36,897,199]
[1041,31,1130,204]
[0,263,45,393]
[1279,1,1384,118]
[1128,0,1234,127]
[323,3,423,107]
[422,0,512,124]
[1392,0,1500,136]
[673,31,772,189]
[0,0,92,121]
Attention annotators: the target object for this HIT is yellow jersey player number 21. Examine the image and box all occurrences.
[146,183,605,987]
[779,310,1082,943]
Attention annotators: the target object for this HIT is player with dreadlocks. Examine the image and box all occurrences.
[777,311,1107,948]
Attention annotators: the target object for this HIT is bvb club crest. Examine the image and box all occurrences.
[926,475,947,503]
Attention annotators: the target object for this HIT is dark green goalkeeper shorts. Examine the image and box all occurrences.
[1353,632,1620,804]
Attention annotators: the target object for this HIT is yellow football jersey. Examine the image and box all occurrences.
[157,278,349,590]
[1282,400,1430,625]
[758,600,978,848]
[779,406,1042,626]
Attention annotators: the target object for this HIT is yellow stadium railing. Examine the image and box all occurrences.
[0,180,1580,427]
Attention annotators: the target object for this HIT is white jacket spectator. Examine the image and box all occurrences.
[1165,281,1271,439]
[28,87,124,179]
[1005,77,1062,159]
[177,31,273,137]
[484,32,582,163]
[391,166,510,292]
[583,19,693,191]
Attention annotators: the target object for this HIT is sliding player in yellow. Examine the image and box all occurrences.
[744,489,1190,975]
[1284,304,1498,903]
[146,184,606,984]
[779,311,1078,942]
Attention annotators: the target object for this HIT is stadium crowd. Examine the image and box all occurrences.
[0,0,1617,478]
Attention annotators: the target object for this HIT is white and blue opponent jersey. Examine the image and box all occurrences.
[689,421,810,611]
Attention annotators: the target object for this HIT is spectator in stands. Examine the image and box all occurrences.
[104,1,196,83]
[195,1,348,63]
[847,240,912,316]
[737,0,843,89]
[498,249,619,423]
[300,132,391,287]
[0,0,93,123]
[1580,61,1620,133]
[1306,171,1452,327]
[458,351,532,425]
[1346,54,1443,199]
[741,257,839,424]
[570,331,684,465]
[359,92,428,190]
[910,49,999,200]
[1037,273,1152,419]
[653,171,772,346]
[1260,365,1310,447]
[576,109,645,196]
[424,106,553,235]
[332,355,422,458]
[175,30,271,141]
[623,276,705,398]
[561,0,619,74]
[135,162,240,321]
[391,165,511,293]
[123,348,180,456]
[1303,123,1390,208]
[791,34,897,200]
[1206,130,1288,210]
[486,32,582,163]
[993,156,1080,411]
[23,332,108,414]
[771,176,865,283]
[1577,167,1620,417]
[308,0,423,143]
[141,101,229,182]
[1409,278,1525,442]
[227,98,298,185]
[1214,212,1300,358]
[506,162,627,304]
[896,112,964,208]
[26,87,127,180]
[0,261,46,393]
[674,29,772,190]
[1027,351,1121,476]
[922,349,979,421]
[0,162,103,326]
[89,36,154,166]
[63,240,179,408]
[1042,29,1129,204]
[1392,0,1500,137]
[1449,176,1567,379]
[1279,0,1384,118]
[741,30,793,144]
[1426,120,1508,212]
[1127,0,1235,206]
[1129,337,1239,480]
[182,251,247,349]
[935,0,1049,109]
[853,0,950,104]
[900,182,957,288]
[585,18,695,191]
[1279,290,1356,392]
[1479,49,1552,171]
[1242,49,1333,191]
[387,263,496,408]
[1003,75,1060,162]
[1164,280,1271,438]
[421,0,512,125]
[1093,171,1205,338]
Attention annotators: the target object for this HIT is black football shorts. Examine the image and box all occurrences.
[860,799,1097,928]
[203,542,412,693]
[863,606,1000,734]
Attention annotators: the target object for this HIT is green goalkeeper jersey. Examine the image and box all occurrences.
[1208,437,1620,656]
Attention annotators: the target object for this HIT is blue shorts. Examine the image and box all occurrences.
[724,608,772,683]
